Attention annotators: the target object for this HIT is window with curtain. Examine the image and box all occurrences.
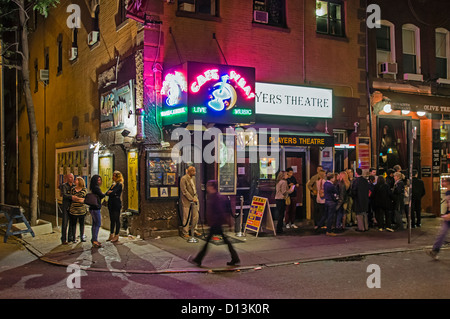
[316,0,345,37]
[436,30,448,79]
[402,26,418,74]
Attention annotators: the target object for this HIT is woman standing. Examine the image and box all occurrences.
[68,177,88,243]
[275,171,293,234]
[336,171,350,232]
[372,176,393,232]
[89,175,105,248]
[106,171,123,243]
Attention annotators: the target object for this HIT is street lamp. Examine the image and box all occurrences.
[383,103,392,113]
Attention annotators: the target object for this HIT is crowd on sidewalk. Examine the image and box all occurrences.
[276,164,426,236]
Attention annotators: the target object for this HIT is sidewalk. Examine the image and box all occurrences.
[14,216,447,274]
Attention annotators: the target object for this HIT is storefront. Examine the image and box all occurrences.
[372,90,450,216]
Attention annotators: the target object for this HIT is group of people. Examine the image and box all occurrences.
[60,171,124,248]
[273,164,426,236]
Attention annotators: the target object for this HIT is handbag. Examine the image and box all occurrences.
[84,193,99,207]
[285,195,291,206]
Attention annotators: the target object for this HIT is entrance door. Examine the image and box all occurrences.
[285,151,306,220]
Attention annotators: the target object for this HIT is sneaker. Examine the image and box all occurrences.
[227,259,240,266]
[386,228,394,232]
[286,223,291,229]
[426,250,439,261]
[378,228,383,232]
[291,224,298,229]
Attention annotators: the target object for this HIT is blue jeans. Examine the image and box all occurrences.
[325,201,337,231]
[433,220,450,253]
[90,209,101,242]
[336,206,344,229]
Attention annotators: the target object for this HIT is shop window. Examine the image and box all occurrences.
[402,24,420,75]
[253,0,287,28]
[436,28,449,79]
[178,0,218,17]
[316,0,345,37]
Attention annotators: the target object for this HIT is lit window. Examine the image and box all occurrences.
[316,0,345,37]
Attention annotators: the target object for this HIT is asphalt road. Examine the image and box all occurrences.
[1,240,449,300]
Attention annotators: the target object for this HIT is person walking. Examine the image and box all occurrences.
[322,173,339,236]
[411,169,425,228]
[60,173,74,245]
[106,171,124,243]
[180,166,200,239]
[285,167,299,229]
[392,171,405,230]
[68,177,88,243]
[352,168,370,232]
[190,180,240,267]
[88,175,105,248]
[372,176,394,232]
[275,171,293,234]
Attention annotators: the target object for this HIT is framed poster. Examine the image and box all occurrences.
[217,133,237,195]
[357,137,371,176]
[146,152,179,200]
[99,155,114,194]
[128,150,139,212]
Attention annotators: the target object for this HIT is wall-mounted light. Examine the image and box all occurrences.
[417,111,426,117]
[401,110,410,115]
[383,103,392,113]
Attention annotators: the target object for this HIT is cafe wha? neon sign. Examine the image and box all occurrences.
[190,69,255,112]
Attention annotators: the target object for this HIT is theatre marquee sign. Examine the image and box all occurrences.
[255,82,333,118]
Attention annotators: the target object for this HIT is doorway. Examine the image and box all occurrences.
[285,150,306,220]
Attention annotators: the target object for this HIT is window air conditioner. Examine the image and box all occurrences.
[69,47,78,61]
[39,69,49,81]
[254,10,269,24]
[88,31,99,45]
[179,3,195,12]
[378,62,398,75]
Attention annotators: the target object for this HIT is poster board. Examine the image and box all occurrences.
[217,133,237,195]
[356,137,371,176]
[55,145,90,203]
[128,150,139,212]
[244,196,276,237]
[146,152,179,199]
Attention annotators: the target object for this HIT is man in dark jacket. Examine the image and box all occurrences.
[352,168,370,231]
[411,170,425,228]
[190,180,240,267]
[60,173,74,244]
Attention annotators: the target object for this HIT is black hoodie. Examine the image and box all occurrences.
[89,175,106,210]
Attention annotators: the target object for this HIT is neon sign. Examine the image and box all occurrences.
[161,71,187,107]
[190,69,255,100]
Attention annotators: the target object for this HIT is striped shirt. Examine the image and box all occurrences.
[69,187,87,216]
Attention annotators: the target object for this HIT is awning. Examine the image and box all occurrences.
[378,90,450,114]
[259,131,334,147]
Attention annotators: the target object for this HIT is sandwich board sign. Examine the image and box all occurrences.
[244,196,276,237]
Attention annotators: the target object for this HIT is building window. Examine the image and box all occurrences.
[178,0,218,16]
[116,0,128,27]
[253,0,286,28]
[436,28,449,79]
[402,24,420,74]
[376,21,396,76]
[57,34,63,75]
[316,0,345,37]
